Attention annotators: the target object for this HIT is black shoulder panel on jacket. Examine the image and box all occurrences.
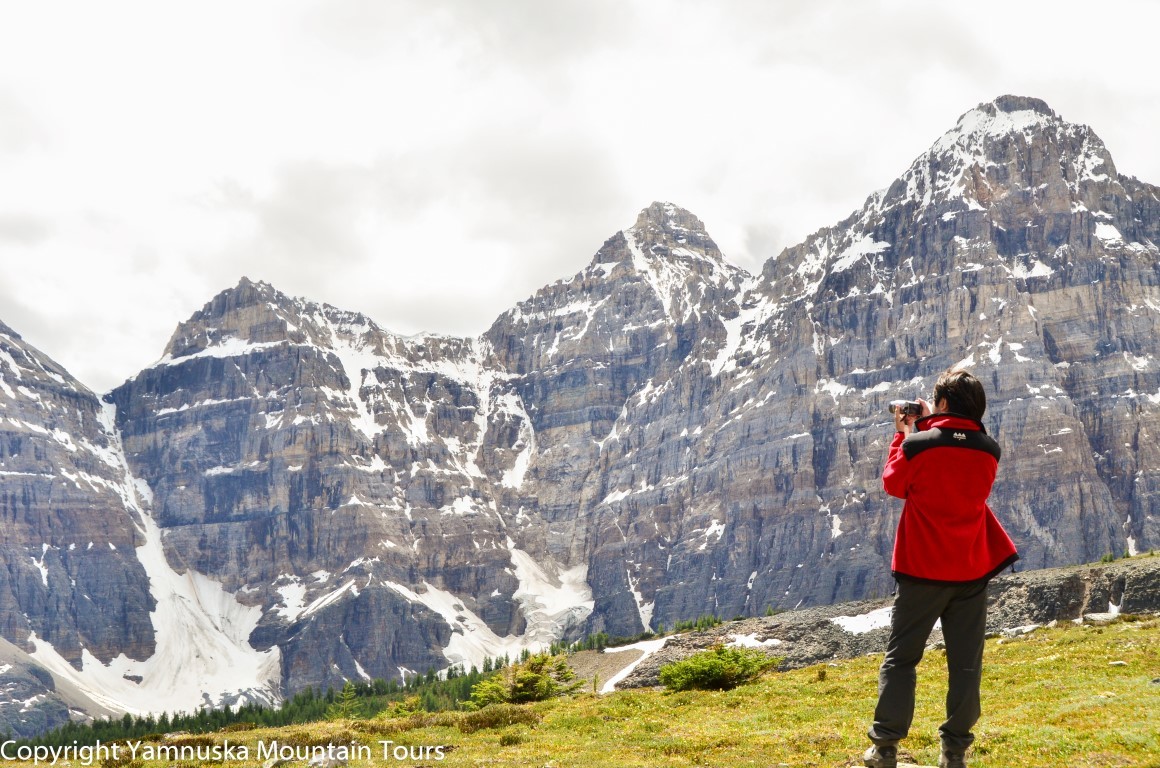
[902,428,1001,461]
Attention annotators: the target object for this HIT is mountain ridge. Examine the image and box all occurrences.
[3,94,1159,737]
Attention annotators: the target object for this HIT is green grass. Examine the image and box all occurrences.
[7,617,1157,767]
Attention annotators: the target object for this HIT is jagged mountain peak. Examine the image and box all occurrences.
[630,201,709,239]
[496,202,746,331]
[932,94,1101,164]
[210,276,373,329]
[212,276,293,309]
[160,277,385,363]
[755,94,1140,303]
[895,94,1117,214]
[621,202,743,277]
[990,93,1055,116]
[1,317,87,396]
[233,274,267,291]
[0,318,22,340]
[938,94,1064,150]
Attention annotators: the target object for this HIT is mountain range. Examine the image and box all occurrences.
[2,94,1158,737]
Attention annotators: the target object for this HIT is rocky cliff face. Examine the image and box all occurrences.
[1,321,281,737]
[2,95,1158,734]
[0,321,154,667]
[484,203,748,635]
[0,319,159,742]
[106,279,590,696]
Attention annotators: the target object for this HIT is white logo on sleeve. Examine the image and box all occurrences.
[953,432,967,441]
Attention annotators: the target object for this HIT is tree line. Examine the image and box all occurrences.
[18,656,517,749]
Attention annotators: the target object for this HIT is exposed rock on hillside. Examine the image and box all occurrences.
[612,555,1160,689]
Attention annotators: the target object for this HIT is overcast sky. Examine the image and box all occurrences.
[3,0,1159,392]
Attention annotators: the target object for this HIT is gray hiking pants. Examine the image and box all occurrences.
[868,578,988,753]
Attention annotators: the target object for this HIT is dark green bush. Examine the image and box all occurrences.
[470,653,582,707]
[658,644,778,691]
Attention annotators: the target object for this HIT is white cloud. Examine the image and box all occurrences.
[1,0,1159,391]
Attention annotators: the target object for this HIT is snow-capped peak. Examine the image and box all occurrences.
[623,202,746,276]
[941,95,1058,141]
[926,95,1066,167]
[753,95,1128,310]
[631,201,710,240]
[619,203,748,322]
[895,94,1116,212]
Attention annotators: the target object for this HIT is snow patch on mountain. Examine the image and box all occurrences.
[379,546,593,673]
[508,544,595,647]
[494,390,535,489]
[625,567,654,631]
[625,226,683,321]
[709,290,779,376]
[831,236,891,273]
[1095,222,1124,244]
[1010,260,1054,279]
[318,315,384,440]
[383,580,524,673]
[29,507,281,716]
[599,637,668,693]
[155,337,290,367]
[28,403,281,716]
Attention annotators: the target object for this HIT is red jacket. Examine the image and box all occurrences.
[882,413,1019,584]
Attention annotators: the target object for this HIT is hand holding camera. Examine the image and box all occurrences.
[888,399,931,433]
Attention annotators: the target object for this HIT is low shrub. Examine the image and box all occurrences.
[658,644,778,691]
[219,722,257,733]
[372,711,463,736]
[458,704,542,734]
[270,728,358,749]
[164,734,217,748]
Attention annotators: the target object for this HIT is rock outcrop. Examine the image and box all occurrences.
[612,554,1160,689]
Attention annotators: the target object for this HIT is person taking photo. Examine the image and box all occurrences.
[864,368,1019,768]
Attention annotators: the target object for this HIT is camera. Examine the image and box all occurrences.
[888,400,922,417]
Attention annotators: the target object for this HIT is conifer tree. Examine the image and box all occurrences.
[326,681,361,720]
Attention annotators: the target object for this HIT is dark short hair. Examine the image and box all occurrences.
[933,368,987,420]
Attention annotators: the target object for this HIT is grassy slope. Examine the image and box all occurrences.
[11,617,1158,768]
